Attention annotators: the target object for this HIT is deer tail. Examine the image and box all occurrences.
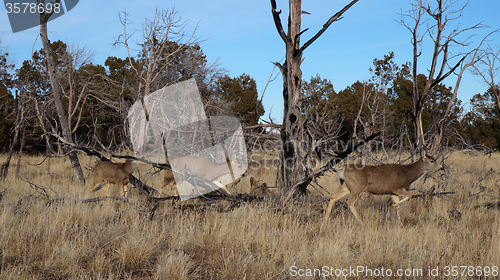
[339,168,345,185]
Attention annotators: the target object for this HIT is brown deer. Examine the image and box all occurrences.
[323,152,443,224]
[89,159,134,197]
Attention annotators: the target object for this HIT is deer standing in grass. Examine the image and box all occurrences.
[323,152,443,224]
[89,159,134,197]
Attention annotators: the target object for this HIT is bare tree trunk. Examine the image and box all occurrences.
[494,90,500,113]
[39,0,85,185]
[15,128,25,178]
[414,109,425,150]
[0,149,12,178]
[274,0,304,196]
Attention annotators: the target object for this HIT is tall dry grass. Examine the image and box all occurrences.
[0,151,498,279]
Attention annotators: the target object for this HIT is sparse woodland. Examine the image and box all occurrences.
[0,152,499,279]
[0,0,500,279]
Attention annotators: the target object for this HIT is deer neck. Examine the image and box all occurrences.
[123,160,134,174]
[405,159,427,183]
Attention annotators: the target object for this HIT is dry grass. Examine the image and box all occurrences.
[0,151,499,279]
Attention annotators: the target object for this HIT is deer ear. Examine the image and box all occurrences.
[420,150,427,158]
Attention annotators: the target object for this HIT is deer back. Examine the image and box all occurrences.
[94,160,134,184]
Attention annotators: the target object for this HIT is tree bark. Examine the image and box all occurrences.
[414,108,425,150]
[280,0,304,196]
[39,0,85,185]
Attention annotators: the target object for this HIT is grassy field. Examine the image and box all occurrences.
[0,151,499,279]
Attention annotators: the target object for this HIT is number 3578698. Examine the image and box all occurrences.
[5,2,61,14]
[443,266,498,277]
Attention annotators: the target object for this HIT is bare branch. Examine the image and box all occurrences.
[270,0,289,44]
[435,33,493,135]
[401,0,490,151]
[430,52,466,88]
[300,0,359,53]
[472,37,500,111]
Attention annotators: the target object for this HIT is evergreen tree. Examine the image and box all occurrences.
[215,74,264,127]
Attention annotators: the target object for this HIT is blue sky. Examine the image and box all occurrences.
[1,0,499,123]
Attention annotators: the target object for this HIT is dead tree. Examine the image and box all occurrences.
[431,32,497,154]
[116,8,204,98]
[399,0,485,151]
[472,44,500,113]
[39,0,85,184]
[270,0,359,201]
[114,8,219,157]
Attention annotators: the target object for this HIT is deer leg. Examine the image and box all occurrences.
[161,181,178,196]
[89,181,105,195]
[159,180,176,196]
[391,189,411,224]
[120,184,126,197]
[391,189,411,207]
[88,184,95,195]
[106,183,111,197]
[323,184,350,225]
[159,180,169,194]
[346,192,363,224]
[391,195,402,223]
[213,181,232,196]
[391,195,400,205]
[122,178,130,197]
[159,181,165,194]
